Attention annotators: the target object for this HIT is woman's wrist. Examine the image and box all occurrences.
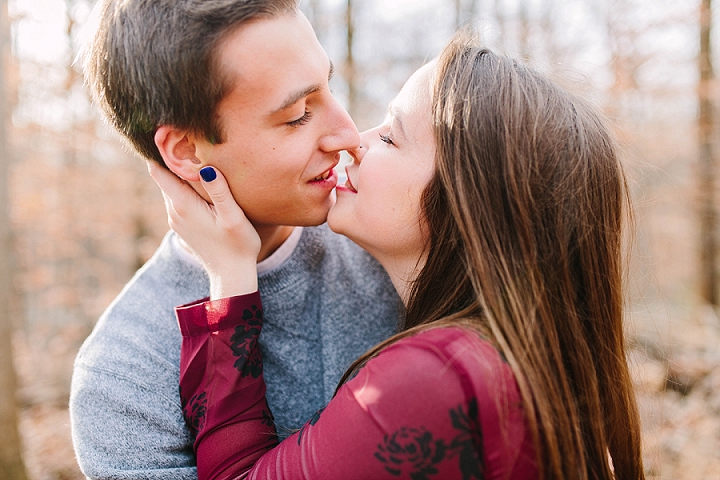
[208,263,259,300]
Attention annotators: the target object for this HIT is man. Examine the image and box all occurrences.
[69,1,401,478]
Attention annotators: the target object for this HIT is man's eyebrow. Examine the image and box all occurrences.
[269,60,333,116]
[271,84,321,115]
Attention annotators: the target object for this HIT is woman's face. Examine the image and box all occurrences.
[328,61,436,267]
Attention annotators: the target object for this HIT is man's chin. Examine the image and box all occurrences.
[246,199,333,228]
[279,207,332,228]
[296,199,333,227]
[296,213,331,227]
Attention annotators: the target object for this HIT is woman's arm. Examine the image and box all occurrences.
[177,298,532,480]
[177,291,277,479]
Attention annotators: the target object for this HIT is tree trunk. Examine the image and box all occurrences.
[518,0,530,62]
[494,0,506,51]
[454,0,462,30]
[699,0,718,306]
[454,0,478,31]
[345,0,357,119]
[0,0,29,476]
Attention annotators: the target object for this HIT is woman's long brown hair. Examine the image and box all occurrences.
[337,34,643,480]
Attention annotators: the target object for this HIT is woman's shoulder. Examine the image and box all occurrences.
[344,326,500,422]
[355,325,515,401]
[344,326,534,479]
[383,325,507,371]
[377,326,520,410]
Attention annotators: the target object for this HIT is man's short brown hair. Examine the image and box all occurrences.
[85,0,298,164]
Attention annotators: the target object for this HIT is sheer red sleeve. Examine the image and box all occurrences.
[176,292,278,479]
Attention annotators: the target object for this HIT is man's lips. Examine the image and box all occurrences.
[310,157,340,183]
[312,169,332,181]
[308,168,338,188]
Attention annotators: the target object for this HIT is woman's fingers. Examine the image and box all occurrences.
[148,161,193,203]
[147,162,246,228]
[146,160,254,237]
[147,161,261,299]
[197,166,245,225]
[147,160,202,220]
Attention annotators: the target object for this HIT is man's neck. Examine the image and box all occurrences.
[255,225,295,262]
[176,224,295,264]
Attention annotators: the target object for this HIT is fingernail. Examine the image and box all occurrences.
[200,166,216,182]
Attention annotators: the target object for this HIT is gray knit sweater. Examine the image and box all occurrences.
[70,225,401,479]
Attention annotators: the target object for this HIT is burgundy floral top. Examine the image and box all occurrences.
[176,292,538,480]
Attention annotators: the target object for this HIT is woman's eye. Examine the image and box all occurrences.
[379,132,395,146]
[288,110,313,127]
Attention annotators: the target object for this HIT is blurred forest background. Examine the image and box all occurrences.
[0,0,719,478]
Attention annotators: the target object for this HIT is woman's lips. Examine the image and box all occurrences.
[343,177,357,193]
[340,166,357,193]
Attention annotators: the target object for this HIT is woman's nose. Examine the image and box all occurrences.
[349,131,372,163]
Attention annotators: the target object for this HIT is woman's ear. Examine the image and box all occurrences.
[154,126,202,182]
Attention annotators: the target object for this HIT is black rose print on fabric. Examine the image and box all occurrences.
[181,390,207,438]
[229,305,263,378]
[448,399,484,480]
[374,399,485,479]
[375,427,447,479]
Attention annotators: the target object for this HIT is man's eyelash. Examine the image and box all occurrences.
[379,132,394,145]
[288,111,313,127]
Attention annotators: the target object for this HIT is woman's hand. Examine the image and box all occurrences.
[148,162,261,300]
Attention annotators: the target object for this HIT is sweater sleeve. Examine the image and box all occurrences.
[70,233,208,480]
[177,296,536,480]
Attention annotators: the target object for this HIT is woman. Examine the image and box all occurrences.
[152,34,644,479]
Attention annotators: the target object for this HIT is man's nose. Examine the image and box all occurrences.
[320,99,360,152]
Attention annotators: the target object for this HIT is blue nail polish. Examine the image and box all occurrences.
[200,166,216,182]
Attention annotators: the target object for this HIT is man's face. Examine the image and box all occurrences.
[193,12,360,228]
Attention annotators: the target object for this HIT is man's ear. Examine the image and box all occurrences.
[154,126,203,182]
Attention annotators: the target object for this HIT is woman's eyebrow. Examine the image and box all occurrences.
[388,106,407,139]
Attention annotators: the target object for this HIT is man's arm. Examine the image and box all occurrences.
[70,232,209,479]
[70,363,197,479]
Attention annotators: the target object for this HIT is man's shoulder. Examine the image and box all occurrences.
[75,232,209,373]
